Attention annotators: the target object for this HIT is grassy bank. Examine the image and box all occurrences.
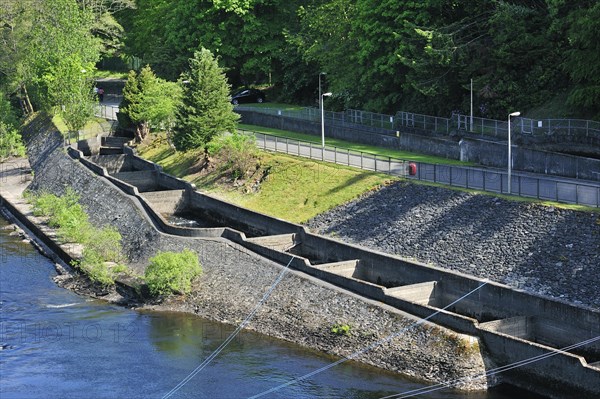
[238,123,471,166]
[137,135,394,223]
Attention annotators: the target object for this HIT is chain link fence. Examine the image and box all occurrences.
[238,105,600,143]
[242,129,600,208]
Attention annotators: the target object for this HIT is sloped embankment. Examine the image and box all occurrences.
[306,181,600,309]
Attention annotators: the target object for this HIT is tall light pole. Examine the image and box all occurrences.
[319,72,326,123]
[507,111,521,194]
[470,78,473,132]
[321,92,332,148]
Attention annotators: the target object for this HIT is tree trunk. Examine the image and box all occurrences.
[134,121,150,143]
[21,83,34,115]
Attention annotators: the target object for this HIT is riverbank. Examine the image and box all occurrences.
[0,114,492,391]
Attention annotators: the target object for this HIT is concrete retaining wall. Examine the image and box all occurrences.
[460,138,600,181]
[241,109,600,181]
[239,110,460,160]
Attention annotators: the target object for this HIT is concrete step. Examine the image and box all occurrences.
[99,146,124,155]
[101,136,130,147]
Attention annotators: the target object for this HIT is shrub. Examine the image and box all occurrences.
[207,132,258,179]
[86,226,123,263]
[331,323,351,336]
[0,121,26,160]
[27,188,127,285]
[76,249,115,286]
[145,249,201,296]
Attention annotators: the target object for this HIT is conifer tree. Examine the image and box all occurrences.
[173,48,239,151]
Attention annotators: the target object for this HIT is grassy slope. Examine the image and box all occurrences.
[238,123,471,166]
[137,136,394,223]
[52,115,113,140]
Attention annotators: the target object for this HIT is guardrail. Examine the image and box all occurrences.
[241,129,600,207]
[94,104,119,121]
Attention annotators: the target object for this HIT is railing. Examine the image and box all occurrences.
[241,129,600,208]
[238,105,600,142]
[94,104,119,121]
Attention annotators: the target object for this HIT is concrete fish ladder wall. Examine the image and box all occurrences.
[14,113,496,392]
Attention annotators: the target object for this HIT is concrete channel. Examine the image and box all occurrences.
[67,141,600,398]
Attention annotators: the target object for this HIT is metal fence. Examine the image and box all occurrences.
[239,105,600,142]
[244,129,600,208]
[94,104,119,121]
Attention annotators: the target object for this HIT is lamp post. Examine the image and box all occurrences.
[507,111,521,194]
[321,92,332,148]
[319,72,326,143]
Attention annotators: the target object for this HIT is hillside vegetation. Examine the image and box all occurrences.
[137,134,394,223]
[118,1,600,120]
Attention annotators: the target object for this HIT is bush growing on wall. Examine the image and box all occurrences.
[26,188,127,286]
[145,249,202,296]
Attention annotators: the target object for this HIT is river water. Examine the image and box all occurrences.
[0,217,527,399]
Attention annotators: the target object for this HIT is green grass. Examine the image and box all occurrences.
[52,115,113,141]
[137,135,395,223]
[237,103,306,111]
[238,123,472,166]
[93,70,129,80]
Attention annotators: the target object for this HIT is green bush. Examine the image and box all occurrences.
[145,249,201,296]
[331,323,351,336]
[207,132,258,179]
[86,225,123,263]
[30,188,91,243]
[0,122,26,160]
[76,249,115,286]
[28,188,127,285]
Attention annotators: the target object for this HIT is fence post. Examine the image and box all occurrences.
[347,148,350,167]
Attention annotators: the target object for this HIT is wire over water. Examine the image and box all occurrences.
[246,281,489,399]
[377,335,600,399]
[161,256,296,399]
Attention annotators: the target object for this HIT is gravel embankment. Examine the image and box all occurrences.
[305,181,600,309]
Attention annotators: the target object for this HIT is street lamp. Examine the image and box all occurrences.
[321,92,332,148]
[507,111,521,194]
[319,72,326,143]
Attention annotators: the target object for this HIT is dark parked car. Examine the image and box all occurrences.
[231,88,265,105]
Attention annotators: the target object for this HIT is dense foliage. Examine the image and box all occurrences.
[118,0,600,119]
[120,65,182,142]
[145,250,202,296]
[0,91,25,160]
[172,48,239,151]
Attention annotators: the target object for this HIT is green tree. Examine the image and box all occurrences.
[42,55,97,138]
[0,90,25,160]
[120,65,182,142]
[172,48,239,151]
[556,1,600,116]
[0,0,100,114]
